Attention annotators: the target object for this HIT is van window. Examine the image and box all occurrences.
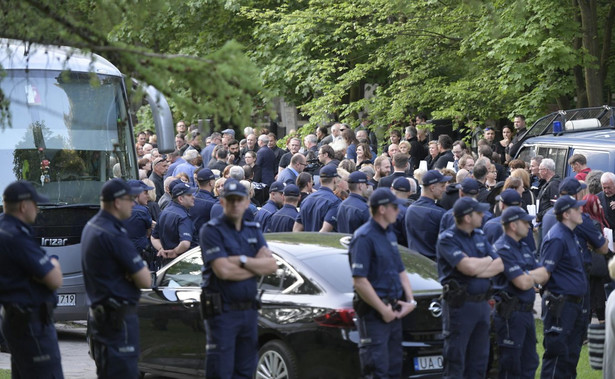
[536,147,568,178]
[572,150,610,175]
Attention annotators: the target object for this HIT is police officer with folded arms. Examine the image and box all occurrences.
[151,179,197,265]
[350,188,417,378]
[81,178,151,378]
[493,206,548,378]
[436,197,503,378]
[199,179,277,378]
[0,181,64,378]
[539,195,589,378]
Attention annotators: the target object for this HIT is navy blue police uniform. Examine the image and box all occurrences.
[336,171,370,234]
[436,198,497,378]
[0,181,63,378]
[541,178,606,336]
[539,196,588,378]
[200,180,269,378]
[493,208,541,378]
[336,193,369,234]
[295,165,341,231]
[81,179,147,379]
[484,189,536,253]
[266,184,300,233]
[350,189,406,378]
[405,170,451,259]
[438,178,492,233]
[390,177,413,247]
[255,181,284,232]
[124,180,155,269]
[151,181,197,265]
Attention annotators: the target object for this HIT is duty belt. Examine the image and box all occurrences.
[224,301,256,312]
[544,291,583,304]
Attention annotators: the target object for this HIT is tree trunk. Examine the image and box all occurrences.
[572,0,587,107]
[600,2,615,84]
[578,0,603,106]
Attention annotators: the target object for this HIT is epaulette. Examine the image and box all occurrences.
[439,230,455,239]
[208,218,222,226]
[244,221,260,228]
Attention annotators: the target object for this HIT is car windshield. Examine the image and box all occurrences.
[0,70,136,205]
[301,253,354,293]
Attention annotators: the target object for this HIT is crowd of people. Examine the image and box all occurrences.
[3,112,615,378]
[122,114,615,377]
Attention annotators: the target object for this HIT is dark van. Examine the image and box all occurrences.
[514,106,615,178]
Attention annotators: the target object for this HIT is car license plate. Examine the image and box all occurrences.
[57,294,76,307]
[414,355,443,371]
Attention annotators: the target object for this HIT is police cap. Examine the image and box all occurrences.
[3,180,50,203]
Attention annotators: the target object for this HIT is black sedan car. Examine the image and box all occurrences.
[137,233,444,378]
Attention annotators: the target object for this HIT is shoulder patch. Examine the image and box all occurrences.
[244,221,260,228]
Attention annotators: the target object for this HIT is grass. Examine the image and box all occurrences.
[534,319,601,379]
[0,370,9,379]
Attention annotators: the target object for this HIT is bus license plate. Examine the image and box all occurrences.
[414,355,443,371]
[57,294,76,307]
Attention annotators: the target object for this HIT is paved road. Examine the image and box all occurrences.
[0,322,97,378]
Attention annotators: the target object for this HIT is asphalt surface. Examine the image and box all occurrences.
[0,321,96,378]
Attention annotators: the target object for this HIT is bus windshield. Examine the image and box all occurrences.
[0,70,137,205]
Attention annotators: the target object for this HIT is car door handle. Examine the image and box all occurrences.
[181,298,198,309]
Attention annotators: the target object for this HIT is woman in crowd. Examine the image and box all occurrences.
[342,128,359,160]
[426,141,439,170]
[398,140,411,156]
[355,143,373,170]
[244,151,256,169]
[142,178,160,222]
[509,168,534,210]
[500,126,514,162]
[213,177,226,197]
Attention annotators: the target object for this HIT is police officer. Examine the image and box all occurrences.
[484,189,537,253]
[436,197,503,378]
[439,178,492,233]
[255,181,284,232]
[267,184,301,233]
[199,179,277,378]
[293,165,341,232]
[190,168,217,242]
[541,177,607,334]
[493,207,548,378]
[390,177,416,247]
[350,188,417,378]
[0,181,64,378]
[124,180,156,270]
[151,179,197,265]
[337,171,371,234]
[81,178,151,378]
[406,170,451,259]
[539,195,588,377]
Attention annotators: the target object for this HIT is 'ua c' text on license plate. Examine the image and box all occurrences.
[57,294,76,306]
[414,355,443,371]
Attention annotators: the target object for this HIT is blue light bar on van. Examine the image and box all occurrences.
[564,118,601,131]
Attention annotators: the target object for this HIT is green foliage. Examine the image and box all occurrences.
[0,0,268,129]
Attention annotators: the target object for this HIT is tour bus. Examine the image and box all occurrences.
[0,39,174,320]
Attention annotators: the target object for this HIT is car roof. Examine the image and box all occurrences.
[524,129,615,147]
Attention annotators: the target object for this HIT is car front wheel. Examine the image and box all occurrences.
[255,340,298,379]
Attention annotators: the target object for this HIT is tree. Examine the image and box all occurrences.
[0,0,266,128]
